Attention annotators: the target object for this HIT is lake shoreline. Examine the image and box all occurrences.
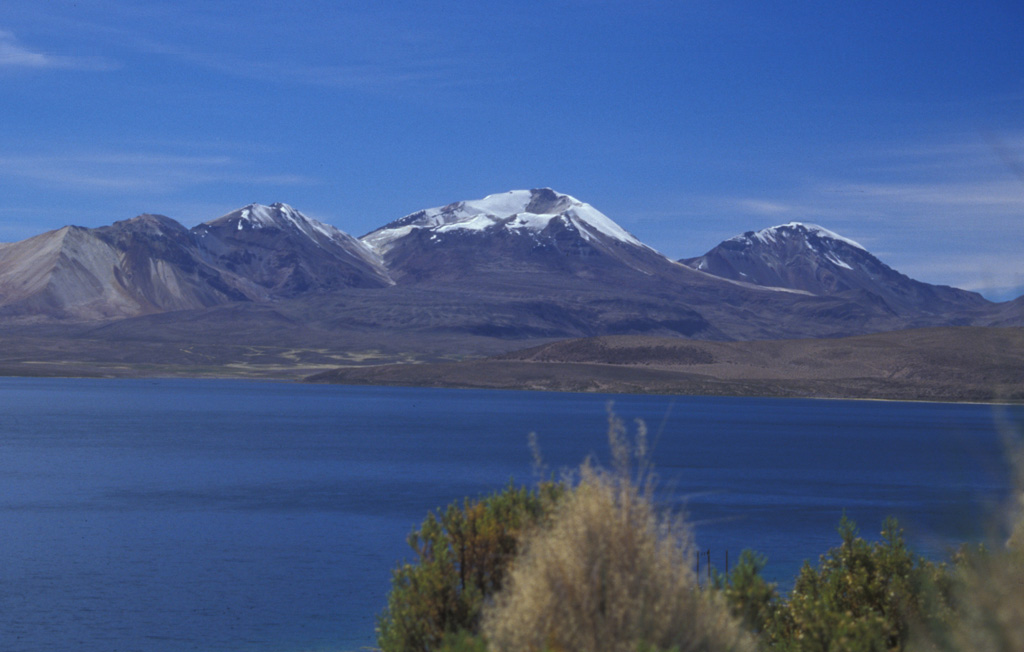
[307,328,1024,405]
[304,360,1024,405]
[2,366,1021,406]
[2,327,1021,405]
[2,364,1021,406]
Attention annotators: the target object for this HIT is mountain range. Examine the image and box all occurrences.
[0,188,1020,375]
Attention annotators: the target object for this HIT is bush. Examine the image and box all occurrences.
[377,481,564,652]
[713,550,782,638]
[758,516,950,652]
[481,413,755,652]
[379,409,1024,652]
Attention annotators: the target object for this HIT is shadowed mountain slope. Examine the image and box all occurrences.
[681,222,991,322]
[195,202,392,295]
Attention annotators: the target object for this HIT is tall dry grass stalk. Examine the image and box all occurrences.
[913,418,1024,652]
[482,411,755,652]
[1005,418,1024,551]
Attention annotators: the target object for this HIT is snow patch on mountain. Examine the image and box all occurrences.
[732,222,866,252]
[825,252,853,270]
[220,203,340,242]
[362,189,646,254]
[197,202,392,286]
[209,203,381,258]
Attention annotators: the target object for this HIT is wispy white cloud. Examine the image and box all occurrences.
[130,34,485,93]
[874,137,1021,160]
[0,28,117,71]
[897,254,1024,301]
[711,132,1024,227]
[698,196,877,226]
[824,179,1024,215]
[0,151,315,193]
[731,199,793,215]
[0,28,46,67]
[7,5,502,101]
[60,1,506,96]
[190,53,468,91]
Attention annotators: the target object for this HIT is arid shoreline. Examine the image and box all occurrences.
[306,327,1024,404]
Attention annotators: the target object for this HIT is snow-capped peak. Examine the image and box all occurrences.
[731,222,866,252]
[362,188,646,253]
[194,203,391,282]
[205,202,353,244]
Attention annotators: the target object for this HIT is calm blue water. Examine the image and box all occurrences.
[0,378,1018,652]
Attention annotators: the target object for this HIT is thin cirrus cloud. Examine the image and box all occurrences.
[894,253,1024,301]
[201,54,470,91]
[827,179,1024,213]
[719,132,1024,227]
[0,151,315,193]
[101,4,500,95]
[0,28,117,71]
[133,36,484,93]
[729,199,795,216]
[712,178,1024,243]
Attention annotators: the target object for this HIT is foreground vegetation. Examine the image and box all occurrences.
[378,414,1024,652]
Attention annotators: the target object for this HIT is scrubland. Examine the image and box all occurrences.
[377,411,1024,652]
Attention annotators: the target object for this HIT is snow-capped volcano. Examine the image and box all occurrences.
[363,188,647,254]
[682,222,988,317]
[360,188,670,282]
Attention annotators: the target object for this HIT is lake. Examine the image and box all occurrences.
[0,378,1018,651]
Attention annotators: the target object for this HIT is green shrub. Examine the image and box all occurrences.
[436,630,489,652]
[714,550,782,638]
[761,516,949,652]
[377,481,564,652]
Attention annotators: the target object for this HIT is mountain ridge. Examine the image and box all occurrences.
[0,190,1019,359]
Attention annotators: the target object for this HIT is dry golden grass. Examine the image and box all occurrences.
[913,418,1024,652]
[929,551,1024,652]
[481,413,755,652]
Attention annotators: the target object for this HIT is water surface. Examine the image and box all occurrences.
[0,378,1016,651]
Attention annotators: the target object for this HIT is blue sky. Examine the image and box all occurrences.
[2,1,1022,299]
